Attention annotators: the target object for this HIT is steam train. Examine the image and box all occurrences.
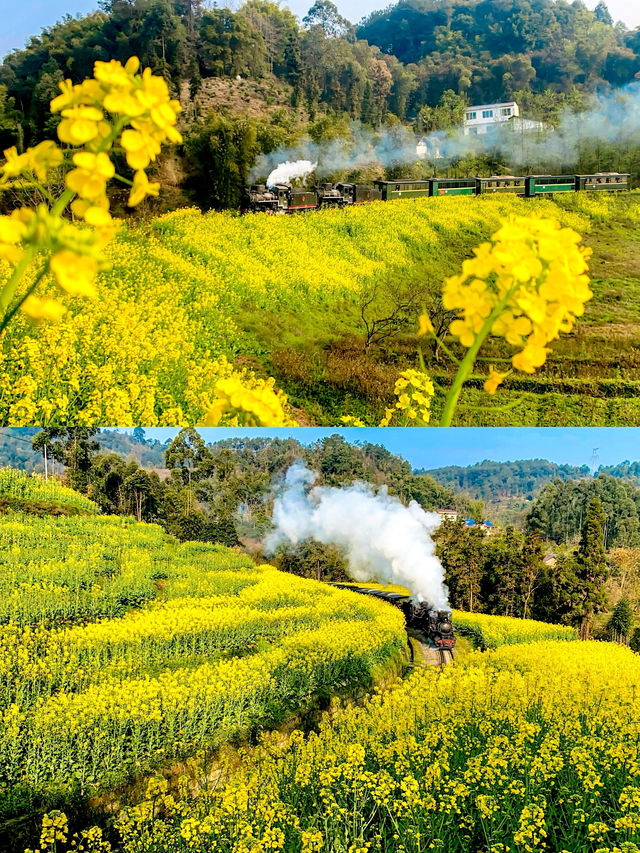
[332,583,455,655]
[244,172,630,213]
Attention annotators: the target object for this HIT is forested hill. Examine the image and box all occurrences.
[358,0,640,104]
[1,0,639,210]
[419,459,591,501]
[0,428,169,471]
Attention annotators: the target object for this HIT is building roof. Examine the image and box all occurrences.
[466,101,518,111]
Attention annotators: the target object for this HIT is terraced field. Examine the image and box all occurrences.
[3,191,639,426]
[0,504,405,823]
[55,622,640,853]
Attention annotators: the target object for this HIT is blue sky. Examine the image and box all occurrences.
[2,0,639,60]
[111,427,640,471]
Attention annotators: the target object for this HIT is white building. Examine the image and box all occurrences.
[463,101,545,136]
[436,509,459,522]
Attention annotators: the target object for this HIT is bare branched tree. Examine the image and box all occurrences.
[359,279,419,350]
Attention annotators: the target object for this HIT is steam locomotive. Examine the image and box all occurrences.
[243,171,630,213]
[332,583,455,653]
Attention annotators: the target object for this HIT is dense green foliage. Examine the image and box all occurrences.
[420,458,590,501]
[22,429,476,546]
[2,0,640,210]
[3,0,638,150]
[526,473,640,546]
[437,508,611,633]
[358,0,639,104]
[0,428,167,473]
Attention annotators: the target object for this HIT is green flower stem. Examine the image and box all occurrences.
[425,331,461,367]
[439,288,518,427]
[0,246,35,317]
[0,265,49,335]
[50,187,75,219]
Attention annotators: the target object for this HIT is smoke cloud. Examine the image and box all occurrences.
[419,82,640,168]
[266,159,317,187]
[251,84,640,182]
[265,462,449,608]
[251,122,423,183]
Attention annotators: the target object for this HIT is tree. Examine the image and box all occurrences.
[124,469,154,522]
[359,278,419,349]
[32,428,99,492]
[594,2,614,26]
[132,427,147,445]
[165,428,210,485]
[573,498,609,639]
[303,0,353,39]
[275,539,349,582]
[607,596,634,643]
[436,519,485,612]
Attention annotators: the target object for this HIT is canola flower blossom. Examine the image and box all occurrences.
[380,369,435,426]
[452,609,577,649]
[1,188,608,426]
[36,638,640,853]
[0,503,405,799]
[0,468,98,513]
[0,58,297,427]
[0,56,180,331]
[418,214,593,426]
[342,369,434,427]
[202,374,297,427]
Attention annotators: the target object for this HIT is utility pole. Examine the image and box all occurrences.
[44,444,48,482]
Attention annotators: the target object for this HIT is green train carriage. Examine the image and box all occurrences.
[576,172,630,192]
[431,178,477,196]
[373,180,431,200]
[476,176,526,196]
[525,175,576,196]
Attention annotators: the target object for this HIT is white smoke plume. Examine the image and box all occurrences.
[418,82,640,168]
[252,84,640,181]
[266,159,317,187]
[251,122,423,183]
[265,462,449,608]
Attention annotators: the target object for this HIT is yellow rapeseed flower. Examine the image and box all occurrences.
[49,251,99,297]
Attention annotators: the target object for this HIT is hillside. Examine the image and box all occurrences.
[0,428,168,471]
[2,0,640,214]
[5,192,640,427]
[2,470,638,853]
[0,498,406,847]
[358,0,640,101]
[421,458,591,501]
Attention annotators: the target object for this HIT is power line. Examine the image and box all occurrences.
[0,429,39,447]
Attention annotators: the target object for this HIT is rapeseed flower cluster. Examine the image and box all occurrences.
[203,374,297,427]
[443,216,592,377]
[452,609,577,650]
[380,369,435,426]
[2,191,604,425]
[444,215,591,388]
[0,57,180,332]
[44,638,640,853]
[417,214,593,425]
[0,508,405,797]
[0,468,98,513]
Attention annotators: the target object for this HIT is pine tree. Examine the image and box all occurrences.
[573,498,609,639]
[594,1,613,26]
[607,597,634,643]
